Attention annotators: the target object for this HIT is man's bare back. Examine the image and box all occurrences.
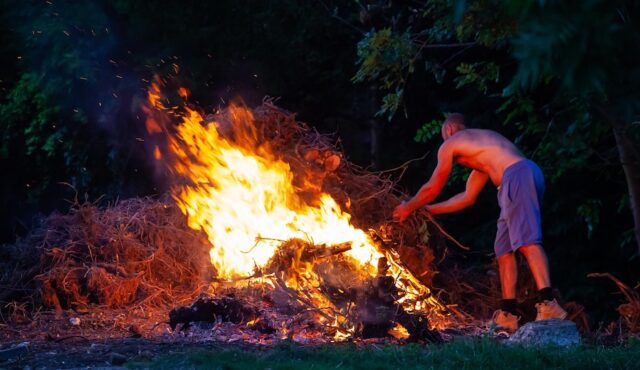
[444,128,524,186]
[392,119,527,220]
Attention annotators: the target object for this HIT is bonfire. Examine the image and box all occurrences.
[144,79,452,342]
[0,77,484,352]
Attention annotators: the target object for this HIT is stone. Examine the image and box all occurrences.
[508,319,581,347]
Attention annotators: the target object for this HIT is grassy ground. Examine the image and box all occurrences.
[130,338,640,370]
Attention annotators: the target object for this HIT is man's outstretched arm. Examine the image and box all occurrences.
[393,144,454,221]
[426,170,488,215]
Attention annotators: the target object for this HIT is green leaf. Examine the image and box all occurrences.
[414,119,442,143]
[376,89,404,121]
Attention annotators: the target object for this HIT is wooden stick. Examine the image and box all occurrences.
[418,210,470,251]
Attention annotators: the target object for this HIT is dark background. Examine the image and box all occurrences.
[1,0,638,323]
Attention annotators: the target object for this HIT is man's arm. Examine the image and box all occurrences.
[393,143,454,221]
[426,170,488,215]
[407,144,454,207]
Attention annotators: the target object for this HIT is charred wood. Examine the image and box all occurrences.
[169,295,257,331]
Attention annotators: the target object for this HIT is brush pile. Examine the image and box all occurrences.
[1,101,445,329]
[212,100,444,284]
[1,197,212,315]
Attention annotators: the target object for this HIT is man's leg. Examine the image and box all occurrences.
[493,251,520,330]
[497,252,518,299]
[494,193,519,329]
[519,243,567,320]
[518,243,550,289]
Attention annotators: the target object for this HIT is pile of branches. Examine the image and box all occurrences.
[1,100,450,318]
[209,100,447,286]
[1,197,212,315]
[170,238,443,342]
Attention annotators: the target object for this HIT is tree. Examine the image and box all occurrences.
[350,0,640,255]
[508,0,640,255]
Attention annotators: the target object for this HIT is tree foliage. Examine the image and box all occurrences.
[349,0,640,306]
[351,0,639,248]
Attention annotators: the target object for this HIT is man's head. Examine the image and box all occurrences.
[441,113,466,140]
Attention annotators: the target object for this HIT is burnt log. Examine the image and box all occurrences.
[358,276,440,342]
[314,256,442,342]
[265,239,352,272]
[169,295,257,330]
[358,258,442,343]
[358,274,397,339]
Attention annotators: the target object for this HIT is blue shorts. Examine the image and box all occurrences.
[494,159,545,257]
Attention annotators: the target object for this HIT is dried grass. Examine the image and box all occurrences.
[1,197,212,314]
[589,273,640,334]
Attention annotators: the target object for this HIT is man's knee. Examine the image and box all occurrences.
[518,243,545,255]
[497,251,516,265]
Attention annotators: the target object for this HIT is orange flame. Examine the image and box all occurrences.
[145,83,450,330]
[178,87,189,100]
[167,105,381,279]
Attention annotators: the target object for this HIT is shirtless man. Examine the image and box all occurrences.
[393,113,567,331]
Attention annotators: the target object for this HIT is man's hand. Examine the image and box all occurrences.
[393,201,414,223]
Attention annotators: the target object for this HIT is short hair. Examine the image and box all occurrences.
[443,113,465,128]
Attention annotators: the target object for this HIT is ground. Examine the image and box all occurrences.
[1,308,639,369]
[2,336,640,369]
